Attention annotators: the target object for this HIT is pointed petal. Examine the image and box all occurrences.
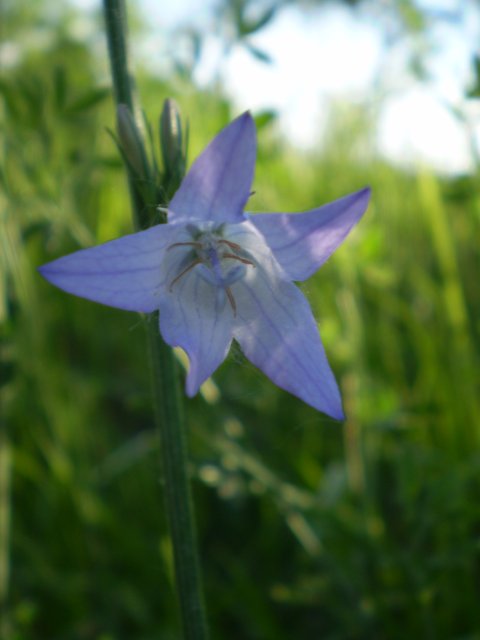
[169,112,256,224]
[249,187,370,281]
[158,261,234,396]
[232,262,344,419]
[38,224,175,312]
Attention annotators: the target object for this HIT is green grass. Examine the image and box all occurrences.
[1,11,480,640]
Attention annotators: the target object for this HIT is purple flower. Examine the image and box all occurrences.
[39,113,370,419]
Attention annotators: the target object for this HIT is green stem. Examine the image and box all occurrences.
[103,0,132,108]
[102,2,209,638]
[146,318,209,639]
[103,0,149,230]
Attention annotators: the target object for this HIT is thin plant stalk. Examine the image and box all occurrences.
[102,1,209,637]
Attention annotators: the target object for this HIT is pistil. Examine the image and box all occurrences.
[166,228,256,315]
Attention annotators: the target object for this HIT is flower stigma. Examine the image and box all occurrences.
[166,223,256,316]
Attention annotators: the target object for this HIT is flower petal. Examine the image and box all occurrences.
[232,257,344,419]
[168,112,256,224]
[158,262,234,396]
[249,187,370,281]
[38,224,175,312]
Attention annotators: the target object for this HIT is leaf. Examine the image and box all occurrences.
[65,87,110,115]
[244,42,273,64]
[243,5,277,35]
[53,66,67,111]
[0,359,16,388]
[0,78,24,118]
[254,109,278,130]
[21,221,51,242]
[466,54,480,98]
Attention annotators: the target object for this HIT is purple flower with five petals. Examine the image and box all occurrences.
[39,113,370,419]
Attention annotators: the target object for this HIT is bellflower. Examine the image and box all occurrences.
[39,113,370,419]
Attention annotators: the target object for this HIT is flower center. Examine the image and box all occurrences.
[166,224,256,315]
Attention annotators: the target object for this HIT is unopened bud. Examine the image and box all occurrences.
[160,98,186,193]
[116,104,149,180]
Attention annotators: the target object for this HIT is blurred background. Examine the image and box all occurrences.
[2,0,480,638]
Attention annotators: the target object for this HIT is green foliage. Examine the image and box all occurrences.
[467,54,480,98]
[2,5,480,640]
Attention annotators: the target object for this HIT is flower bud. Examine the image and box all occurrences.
[160,99,186,194]
[116,104,149,180]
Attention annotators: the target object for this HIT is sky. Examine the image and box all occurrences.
[74,0,480,174]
